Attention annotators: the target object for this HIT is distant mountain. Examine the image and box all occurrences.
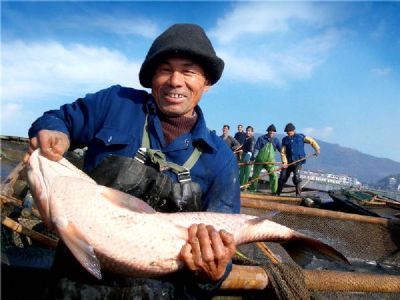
[373,174,400,191]
[253,133,400,184]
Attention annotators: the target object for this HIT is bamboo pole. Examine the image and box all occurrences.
[220,264,269,290]
[241,192,302,204]
[0,193,42,219]
[0,161,25,196]
[1,215,58,248]
[304,269,400,293]
[220,265,400,293]
[241,198,400,226]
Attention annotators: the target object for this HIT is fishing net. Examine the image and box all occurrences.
[233,203,400,299]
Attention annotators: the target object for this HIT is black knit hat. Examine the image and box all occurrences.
[284,123,296,132]
[266,124,276,132]
[139,23,224,88]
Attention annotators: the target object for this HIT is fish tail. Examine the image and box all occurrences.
[281,233,350,266]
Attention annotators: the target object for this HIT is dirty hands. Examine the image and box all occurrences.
[23,130,70,163]
[180,224,236,282]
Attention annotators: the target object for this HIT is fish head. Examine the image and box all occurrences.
[26,149,67,228]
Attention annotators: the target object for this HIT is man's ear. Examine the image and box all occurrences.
[203,79,211,92]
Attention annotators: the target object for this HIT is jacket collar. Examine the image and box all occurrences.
[146,96,217,152]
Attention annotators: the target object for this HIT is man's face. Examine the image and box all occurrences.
[223,126,229,135]
[246,128,253,137]
[152,57,210,117]
[287,130,295,137]
[267,131,275,138]
[238,125,243,132]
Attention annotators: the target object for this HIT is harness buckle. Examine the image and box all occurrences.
[134,147,147,164]
[177,169,191,183]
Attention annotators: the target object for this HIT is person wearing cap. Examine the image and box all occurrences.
[248,124,281,193]
[239,126,256,186]
[277,123,320,196]
[24,24,239,299]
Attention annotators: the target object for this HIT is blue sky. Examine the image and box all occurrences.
[1,1,400,163]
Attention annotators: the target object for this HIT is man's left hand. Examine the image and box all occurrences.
[180,223,236,282]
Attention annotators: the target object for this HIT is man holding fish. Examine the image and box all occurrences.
[24,24,240,298]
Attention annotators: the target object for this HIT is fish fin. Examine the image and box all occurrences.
[246,212,279,225]
[281,234,350,267]
[55,218,102,279]
[101,187,156,214]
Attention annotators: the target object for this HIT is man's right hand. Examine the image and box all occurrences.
[23,130,70,163]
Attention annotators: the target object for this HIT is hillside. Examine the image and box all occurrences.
[254,133,400,184]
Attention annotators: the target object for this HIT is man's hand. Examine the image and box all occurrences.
[282,163,288,169]
[315,149,321,156]
[180,223,236,282]
[23,130,70,163]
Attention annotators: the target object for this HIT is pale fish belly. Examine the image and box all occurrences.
[51,178,188,276]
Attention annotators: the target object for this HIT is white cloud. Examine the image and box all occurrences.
[302,127,334,139]
[211,2,342,86]
[371,67,392,78]
[2,40,142,103]
[219,28,341,85]
[211,2,334,44]
[88,15,159,39]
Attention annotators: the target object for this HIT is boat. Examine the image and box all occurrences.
[329,188,400,220]
[2,135,400,299]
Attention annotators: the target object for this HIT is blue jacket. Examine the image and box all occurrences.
[281,133,306,164]
[29,85,240,214]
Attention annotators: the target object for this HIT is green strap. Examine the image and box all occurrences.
[140,114,202,176]
[183,147,202,170]
[141,115,150,149]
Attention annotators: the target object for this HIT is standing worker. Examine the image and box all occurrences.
[220,124,241,152]
[248,124,281,193]
[234,124,247,146]
[239,126,256,186]
[277,123,320,196]
[24,23,239,299]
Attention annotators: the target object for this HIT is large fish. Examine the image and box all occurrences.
[26,149,347,280]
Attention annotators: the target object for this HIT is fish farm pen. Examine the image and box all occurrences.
[1,135,400,299]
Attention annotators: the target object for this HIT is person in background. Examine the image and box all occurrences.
[234,124,246,146]
[249,124,281,193]
[277,122,320,196]
[239,126,256,187]
[220,124,240,152]
[24,23,239,299]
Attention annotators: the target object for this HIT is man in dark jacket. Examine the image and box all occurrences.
[277,123,320,196]
[234,124,246,146]
[239,126,256,186]
[24,24,239,299]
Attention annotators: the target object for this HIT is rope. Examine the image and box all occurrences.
[240,153,316,189]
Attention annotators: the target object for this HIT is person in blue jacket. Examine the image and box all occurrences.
[277,123,320,196]
[24,24,240,299]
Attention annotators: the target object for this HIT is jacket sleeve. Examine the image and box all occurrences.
[280,145,288,165]
[28,86,115,148]
[304,136,320,153]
